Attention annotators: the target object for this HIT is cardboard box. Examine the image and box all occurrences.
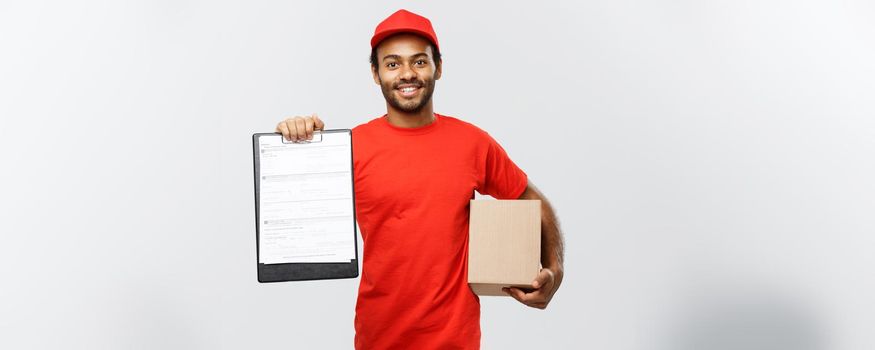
[467,200,541,296]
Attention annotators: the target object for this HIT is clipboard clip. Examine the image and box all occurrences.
[282,130,323,144]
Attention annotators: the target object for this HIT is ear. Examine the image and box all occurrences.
[371,65,381,85]
[434,59,442,80]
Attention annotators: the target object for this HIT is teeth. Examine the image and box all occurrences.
[400,87,417,92]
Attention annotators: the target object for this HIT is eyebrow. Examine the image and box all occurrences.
[381,53,429,61]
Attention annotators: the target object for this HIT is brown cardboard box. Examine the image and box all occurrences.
[467,200,541,296]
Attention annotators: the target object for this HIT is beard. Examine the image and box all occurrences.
[378,76,436,113]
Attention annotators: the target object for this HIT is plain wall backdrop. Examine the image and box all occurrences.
[1,1,873,349]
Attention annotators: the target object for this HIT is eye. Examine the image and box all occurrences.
[415,60,427,65]
[386,62,397,68]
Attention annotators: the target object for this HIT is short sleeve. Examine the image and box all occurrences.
[476,132,528,199]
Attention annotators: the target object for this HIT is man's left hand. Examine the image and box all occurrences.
[503,266,563,309]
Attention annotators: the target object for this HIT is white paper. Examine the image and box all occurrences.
[257,132,356,264]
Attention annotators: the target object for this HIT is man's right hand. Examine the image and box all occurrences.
[275,114,325,142]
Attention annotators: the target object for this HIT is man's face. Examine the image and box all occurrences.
[372,34,442,113]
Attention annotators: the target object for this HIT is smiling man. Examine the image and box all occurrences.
[275,9,565,350]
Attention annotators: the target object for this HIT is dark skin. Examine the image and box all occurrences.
[276,34,564,309]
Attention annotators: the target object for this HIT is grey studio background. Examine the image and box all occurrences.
[1,1,873,349]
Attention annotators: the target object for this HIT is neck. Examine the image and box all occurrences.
[385,100,435,128]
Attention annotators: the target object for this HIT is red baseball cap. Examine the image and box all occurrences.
[370,9,440,51]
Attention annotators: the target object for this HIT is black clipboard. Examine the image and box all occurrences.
[252,130,359,283]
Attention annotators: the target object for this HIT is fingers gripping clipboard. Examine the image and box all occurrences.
[252,130,359,282]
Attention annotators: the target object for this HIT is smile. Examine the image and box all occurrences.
[396,85,421,98]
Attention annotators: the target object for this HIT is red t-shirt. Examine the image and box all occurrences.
[351,113,528,349]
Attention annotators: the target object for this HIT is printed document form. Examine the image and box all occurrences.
[257,133,356,264]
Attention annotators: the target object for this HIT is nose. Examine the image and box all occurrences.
[399,63,417,81]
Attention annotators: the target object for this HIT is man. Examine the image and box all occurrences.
[275,9,564,349]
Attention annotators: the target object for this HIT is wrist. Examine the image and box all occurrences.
[544,263,564,277]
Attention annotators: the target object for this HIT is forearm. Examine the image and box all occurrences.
[518,182,565,273]
[539,197,564,272]
[507,181,564,307]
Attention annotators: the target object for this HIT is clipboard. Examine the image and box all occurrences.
[252,130,359,283]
